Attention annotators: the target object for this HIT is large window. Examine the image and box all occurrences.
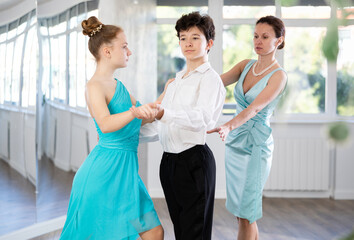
[157,0,354,118]
[223,24,255,104]
[22,26,38,107]
[337,24,354,116]
[5,41,14,103]
[0,10,37,108]
[281,5,330,19]
[0,27,5,104]
[39,0,98,108]
[157,24,184,94]
[281,27,327,114]
[33,1,353,118]
[223,4,275,19]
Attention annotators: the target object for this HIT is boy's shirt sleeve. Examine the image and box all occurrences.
[139,121,159,143]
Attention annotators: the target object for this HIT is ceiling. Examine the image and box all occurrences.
[0,0,24,11]
[0,0,53,12]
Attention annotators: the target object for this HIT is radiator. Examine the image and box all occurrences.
[264,137,330,191]
[0,119,9,160]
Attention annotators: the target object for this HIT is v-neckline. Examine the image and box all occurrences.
[242,61,273,96]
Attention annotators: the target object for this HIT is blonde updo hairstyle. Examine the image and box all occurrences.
[82,16,123,61]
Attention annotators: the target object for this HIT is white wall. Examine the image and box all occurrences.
[0,107,36,185]
[24,113,36,183]
[334,124,354,199]
[41,103,96,172]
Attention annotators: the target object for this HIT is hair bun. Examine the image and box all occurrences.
[82,16,103,37]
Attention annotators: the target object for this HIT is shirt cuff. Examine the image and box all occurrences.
[139,122,159,143]
[159,108,174,124]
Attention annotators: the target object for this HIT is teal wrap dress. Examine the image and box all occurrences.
[225,59,286,224]
[60,79,161,240]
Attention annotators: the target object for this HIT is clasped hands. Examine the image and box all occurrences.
[130,102,163,121]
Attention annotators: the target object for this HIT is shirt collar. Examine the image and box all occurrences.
[195,62,211,73]
[177,62,211,78]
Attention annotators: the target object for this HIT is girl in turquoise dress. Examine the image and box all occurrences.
[60,17,164,240]
[208,16,287,239]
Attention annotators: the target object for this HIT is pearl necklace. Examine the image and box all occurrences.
[252,60,277,77]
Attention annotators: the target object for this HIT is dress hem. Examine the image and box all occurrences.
[225,203,261,224]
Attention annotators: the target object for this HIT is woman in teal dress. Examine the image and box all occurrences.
[60,17,164,240]
[208,16,287,239]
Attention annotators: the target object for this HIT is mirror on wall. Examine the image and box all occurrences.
[0,0,38,236]
[0,1,99,236]
[35,0,99,225]
[35,0,158,233]
[1,0,154,236]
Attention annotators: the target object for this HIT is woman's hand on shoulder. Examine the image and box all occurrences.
[164,78,175,92]
[156,78,175,103]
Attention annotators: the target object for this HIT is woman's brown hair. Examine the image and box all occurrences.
[256,16,285,49]
[82,16,123,60]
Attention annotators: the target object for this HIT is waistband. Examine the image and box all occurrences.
[163,144,209,159]
[97,141,138,152]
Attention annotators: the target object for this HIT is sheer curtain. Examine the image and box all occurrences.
[99,0,157,104]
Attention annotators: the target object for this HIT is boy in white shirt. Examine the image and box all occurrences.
[132,12,225,240]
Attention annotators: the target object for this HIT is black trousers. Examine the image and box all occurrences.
[160,144,216,240]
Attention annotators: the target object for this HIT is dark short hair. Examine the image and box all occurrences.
[175,11,215,42]
[256,16,286,49]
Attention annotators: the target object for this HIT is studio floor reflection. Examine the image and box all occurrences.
[0,156,74,237]
[37,156,74,223]
[0,159,36,235]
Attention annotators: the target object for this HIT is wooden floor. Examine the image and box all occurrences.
[0,157,75,236]
[0,159,36,235]
[36,156,75,223]
[32,198,354,240]
[1,157,354,239]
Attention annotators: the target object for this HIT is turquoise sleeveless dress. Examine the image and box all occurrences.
[60,79,161,240]
[225,59,286,224]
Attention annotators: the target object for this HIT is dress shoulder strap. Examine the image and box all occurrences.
[238,59,257,82]
[244,59,257,72]
[266,68,288,95]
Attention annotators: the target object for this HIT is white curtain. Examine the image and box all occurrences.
[99,0,157,104]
